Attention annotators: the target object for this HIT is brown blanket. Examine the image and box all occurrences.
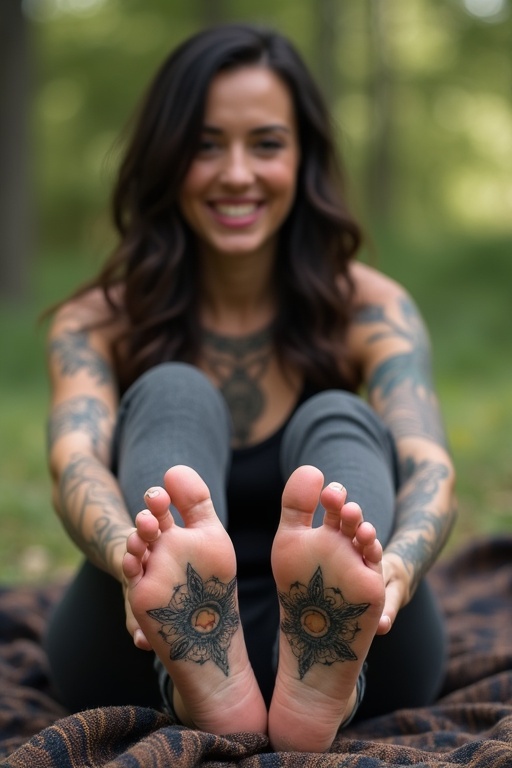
[1,536,512,767]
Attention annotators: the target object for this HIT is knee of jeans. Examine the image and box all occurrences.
[281,390,395,468]
[118,362,231,434]
[126,362,209,398]
[289,390,384,433]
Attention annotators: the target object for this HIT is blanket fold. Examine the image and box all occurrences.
[2,536,512,767]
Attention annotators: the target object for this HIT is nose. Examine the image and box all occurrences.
[219,146,254,188]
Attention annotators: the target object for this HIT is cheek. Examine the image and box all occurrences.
[179,164,212,207]
[270,156,299,197]
[271,166,298,208]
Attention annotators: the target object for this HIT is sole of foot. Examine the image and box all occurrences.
[123,464,266,735]
[269,465,385,752]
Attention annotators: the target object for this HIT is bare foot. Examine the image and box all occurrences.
[269,465,385,752]
[122,465,267,735]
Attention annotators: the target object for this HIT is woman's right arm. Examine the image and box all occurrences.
[46,297,133,583]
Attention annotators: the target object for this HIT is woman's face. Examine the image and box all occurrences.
[179,66,300,263]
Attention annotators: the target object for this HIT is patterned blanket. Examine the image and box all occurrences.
[1,536,512,767]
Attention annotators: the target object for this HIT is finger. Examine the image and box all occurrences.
[376,581,401,635]
[125,605,152,651]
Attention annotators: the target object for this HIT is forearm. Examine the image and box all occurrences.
[385,446,456,599]
[52,451,134,580]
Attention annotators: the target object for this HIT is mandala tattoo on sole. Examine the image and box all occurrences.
[146,563,239,676]
[277,566,369,679]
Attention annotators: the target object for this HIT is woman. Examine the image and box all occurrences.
[44,23,456,753]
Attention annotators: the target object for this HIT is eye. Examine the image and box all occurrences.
[196,138,220,155]
[255,138,284,153]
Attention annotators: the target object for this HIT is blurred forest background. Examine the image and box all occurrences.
[0,0,511,583]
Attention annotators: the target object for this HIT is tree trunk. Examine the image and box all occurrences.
[366,0,394,223]
[0,0,32,303]
[314,0,339,109]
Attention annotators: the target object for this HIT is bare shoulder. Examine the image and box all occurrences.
[49,286,120,328]
[344,261,430,373]
[348,261,409,308]
[47,286,127,397]
[49,286,125,345]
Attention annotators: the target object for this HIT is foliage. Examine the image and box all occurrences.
[0,0,510,582]
[25,0,512,252]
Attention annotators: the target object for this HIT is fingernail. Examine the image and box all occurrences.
[328,482,345,492]
[145,488,160,498]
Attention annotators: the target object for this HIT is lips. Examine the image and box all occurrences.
[208,200,262,227]
[214,203,258,217]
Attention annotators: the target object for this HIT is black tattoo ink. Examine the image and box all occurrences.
[390,457,453,591]
[147,563,239,676]
[277,567,368,679]
[50,330,112,385]
[357,298,446,446]
[203,327,273,445]
[48,396,112,457]
[59,453,127,568]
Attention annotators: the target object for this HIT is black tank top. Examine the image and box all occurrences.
[226,386,315,577]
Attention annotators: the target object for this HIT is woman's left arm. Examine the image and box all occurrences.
[349,265,457,634]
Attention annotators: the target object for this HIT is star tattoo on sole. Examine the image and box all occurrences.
[277,566,369,679]
[146,563,239,676]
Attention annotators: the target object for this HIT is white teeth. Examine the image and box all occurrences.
[214,203,257,217]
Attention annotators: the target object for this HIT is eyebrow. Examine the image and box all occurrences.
[202,124,292,135]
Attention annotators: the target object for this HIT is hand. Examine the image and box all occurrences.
[123,573,152,650]
[120,529,152,650]
[376,552,411,635]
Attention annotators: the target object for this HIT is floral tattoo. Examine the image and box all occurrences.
[277,567,368,679]
[146,564,239,676]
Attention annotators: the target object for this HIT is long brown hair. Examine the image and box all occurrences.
[65,24,363,393]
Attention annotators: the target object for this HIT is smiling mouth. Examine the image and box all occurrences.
[210,202,260,219]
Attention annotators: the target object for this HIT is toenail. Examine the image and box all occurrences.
[328,482,345,492]
[145,488,160,498]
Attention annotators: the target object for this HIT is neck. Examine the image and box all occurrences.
[199,253,276,335]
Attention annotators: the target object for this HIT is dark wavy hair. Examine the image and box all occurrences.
[69,23,363,392]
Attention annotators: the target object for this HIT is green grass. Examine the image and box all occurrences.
[0,234,510,583]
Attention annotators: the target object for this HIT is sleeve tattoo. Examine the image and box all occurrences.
[48,395,112,458]
[357,297,446,447]
[58,453,128,569]
[50,330,113,385]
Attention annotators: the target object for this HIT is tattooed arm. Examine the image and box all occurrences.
[46,295,133,581]
[348,264,457,634]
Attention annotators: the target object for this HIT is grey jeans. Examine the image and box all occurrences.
[45,363,447,719]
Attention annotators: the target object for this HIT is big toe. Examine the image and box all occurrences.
[164,465,218,525]
[280,465,325,527]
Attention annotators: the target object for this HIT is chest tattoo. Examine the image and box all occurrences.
[202,327,273,445]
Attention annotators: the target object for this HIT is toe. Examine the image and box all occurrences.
[340,502,364,539]
[321,483,346,529]
[144,486,174,531]
[135,509,161,542]
[164,465,219,526]
[354,520,376,548]
[280,465,324,528]
[126,529,148,558]
[363,538,383,567]
[123,551,143,584]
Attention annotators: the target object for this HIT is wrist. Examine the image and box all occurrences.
[382,552,412,607]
